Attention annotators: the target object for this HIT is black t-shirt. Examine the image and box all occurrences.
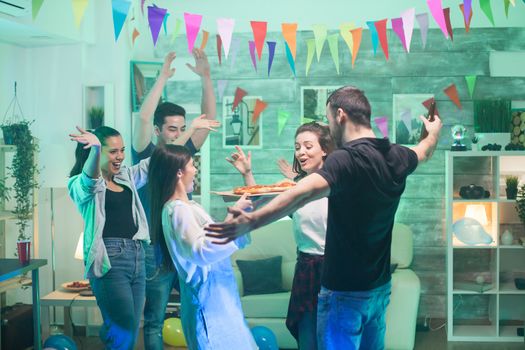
[103,186,138,239]
[317,138,418,291]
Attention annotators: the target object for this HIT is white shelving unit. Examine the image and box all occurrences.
[446,151,525,342]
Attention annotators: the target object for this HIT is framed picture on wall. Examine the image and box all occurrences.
[511,108,525,146]
[222,95,263,148]
[130,60,167,112]
[392,94,434,145]
[301,86,340,125]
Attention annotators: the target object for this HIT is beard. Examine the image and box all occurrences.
[330,123,344,148]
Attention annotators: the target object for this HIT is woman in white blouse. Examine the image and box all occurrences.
[227,122,335,350]
[148,144,257,350]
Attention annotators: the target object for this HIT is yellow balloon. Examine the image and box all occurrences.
[162,317,187,347]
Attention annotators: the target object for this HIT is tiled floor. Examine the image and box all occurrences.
[71,326,525,350]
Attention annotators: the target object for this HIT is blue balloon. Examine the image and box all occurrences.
[43,334,78,350]
[453,217,493,245]
[251,326,278,350]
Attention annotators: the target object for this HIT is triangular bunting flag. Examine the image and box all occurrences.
[426,0,449,39]
[422,97,440,117]
[327,34,340,74]
[305,39,316,76]
[250,21,267,60]
[162,12,169,35]
[444,84,462,109]
[171,18,182,43]
[252,99,268,124]
[148,5,167,46]
[278,109,290,136]
[217,18,235,59]
[350,28,362,68]
[229,38,241,68]
[32,0,44,20]
[465,75,477,98]
[374,19,389,60]
[232,88,248,111]
[391,17,407,52]
[285,43,296,76]
[401,8,415,53]
[463,0,473,20]
[504,0,511,18]
[443,8,454,41]
[200,31,209,50]
[366,21,379,55]
[216,35,222,65]
[339,23,355,51]
[459,3,474,32]
[479,0,495,26]
[249,41,257,71]
[312,24,327,62]
[416,13,429,48]
[184,13,202,54]
[72,0,89,28]
[374,117,389,138]
[282,23,298,60]
[217,80,228,101]
[141,0,145,14]
[267,41,276,77]
[132,28,140,46]
[112,0,132,42]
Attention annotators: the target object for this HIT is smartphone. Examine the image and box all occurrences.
[419,101,436,141]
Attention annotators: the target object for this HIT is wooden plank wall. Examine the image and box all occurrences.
[156,28,525,319]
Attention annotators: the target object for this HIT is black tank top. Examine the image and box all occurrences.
[103,186,138,239]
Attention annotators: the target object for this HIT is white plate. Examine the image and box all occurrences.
[62,280,90,292]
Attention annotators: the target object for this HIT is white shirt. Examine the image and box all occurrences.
[292,197,328,255]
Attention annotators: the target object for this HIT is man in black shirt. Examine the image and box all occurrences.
[207,86,442,349]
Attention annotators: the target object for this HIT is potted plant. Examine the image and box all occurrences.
[471,135,479,151]
[7,121,39,245]
[516,183,525,227]
[88,106,104,129]
[506,176,519,200]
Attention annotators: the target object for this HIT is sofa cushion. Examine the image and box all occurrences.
[237,256,285,296]
[241,292,291,318]
[391,223,413,268]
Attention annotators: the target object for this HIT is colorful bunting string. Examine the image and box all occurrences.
[284,43,296,76]
[465,75,477,98]
[427,0,449,39]
[72,0,89,28]
[282,23,298,60]
[374,117,389,138]
[366,21,379,55]
[171,18,182,43]
[416,13,429,48]
[479,0,495,26]
[32,0,44,20]
[200,30,209,50]
[444,84,462,109]
[305,39,316,76]
[443,8,454,41]
[375,19,389,60]
[351,28,363,68]
[111,0,132,42]
[459,3,473,32]
[232,88,248,111]
[217,18,235,59]
[249,41,257,71]
[252,99,268,124]
[148,5,167,46]
[327,34,340,74]
[401,8,415,53]
[392,17,407,52]
[278,109,290,136]
[312,24,327,62]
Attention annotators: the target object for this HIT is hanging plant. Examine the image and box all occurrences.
[8,120,39,241]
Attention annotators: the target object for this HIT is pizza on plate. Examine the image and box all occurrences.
[233,181,296,195]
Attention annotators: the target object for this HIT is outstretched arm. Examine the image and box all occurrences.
[411,115,442,162]
[226,145,256,186]
[133,52,176,153]
[206,173,330,243]
[69,127,101,178]
[186,48,216,150]
[276,158,297,180]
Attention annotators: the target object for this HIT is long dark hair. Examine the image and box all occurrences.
[149,144,192,265]
[292,122,335,181]
[69,126,121,177]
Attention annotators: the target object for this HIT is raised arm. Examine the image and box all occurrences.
[186,48,216,149]
[133,52,176,153]
[69,127,101,179]
[206,173,330,243]
[226,145,256,186]
[411,115,442,162]
[276,158,298,180]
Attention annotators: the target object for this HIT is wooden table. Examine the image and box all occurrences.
[0,258,47,350]
[40,289,98,339]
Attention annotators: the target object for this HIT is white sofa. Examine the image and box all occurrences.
[231,219,421,350]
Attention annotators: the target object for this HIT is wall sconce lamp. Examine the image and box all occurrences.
[230,113,242,136]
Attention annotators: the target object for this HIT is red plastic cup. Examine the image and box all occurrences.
[17,240,31,265]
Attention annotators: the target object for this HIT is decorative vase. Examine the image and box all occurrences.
[501,229,514,245]
[506,187,518,200]
[471,143,479,151]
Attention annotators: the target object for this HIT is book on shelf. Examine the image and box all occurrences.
[454,281,493,293]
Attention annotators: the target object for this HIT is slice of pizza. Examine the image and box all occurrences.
[233,181,296,195]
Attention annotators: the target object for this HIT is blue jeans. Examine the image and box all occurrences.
[317,282,391,350]
[143,243,179,350]
[89,238,145,350]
